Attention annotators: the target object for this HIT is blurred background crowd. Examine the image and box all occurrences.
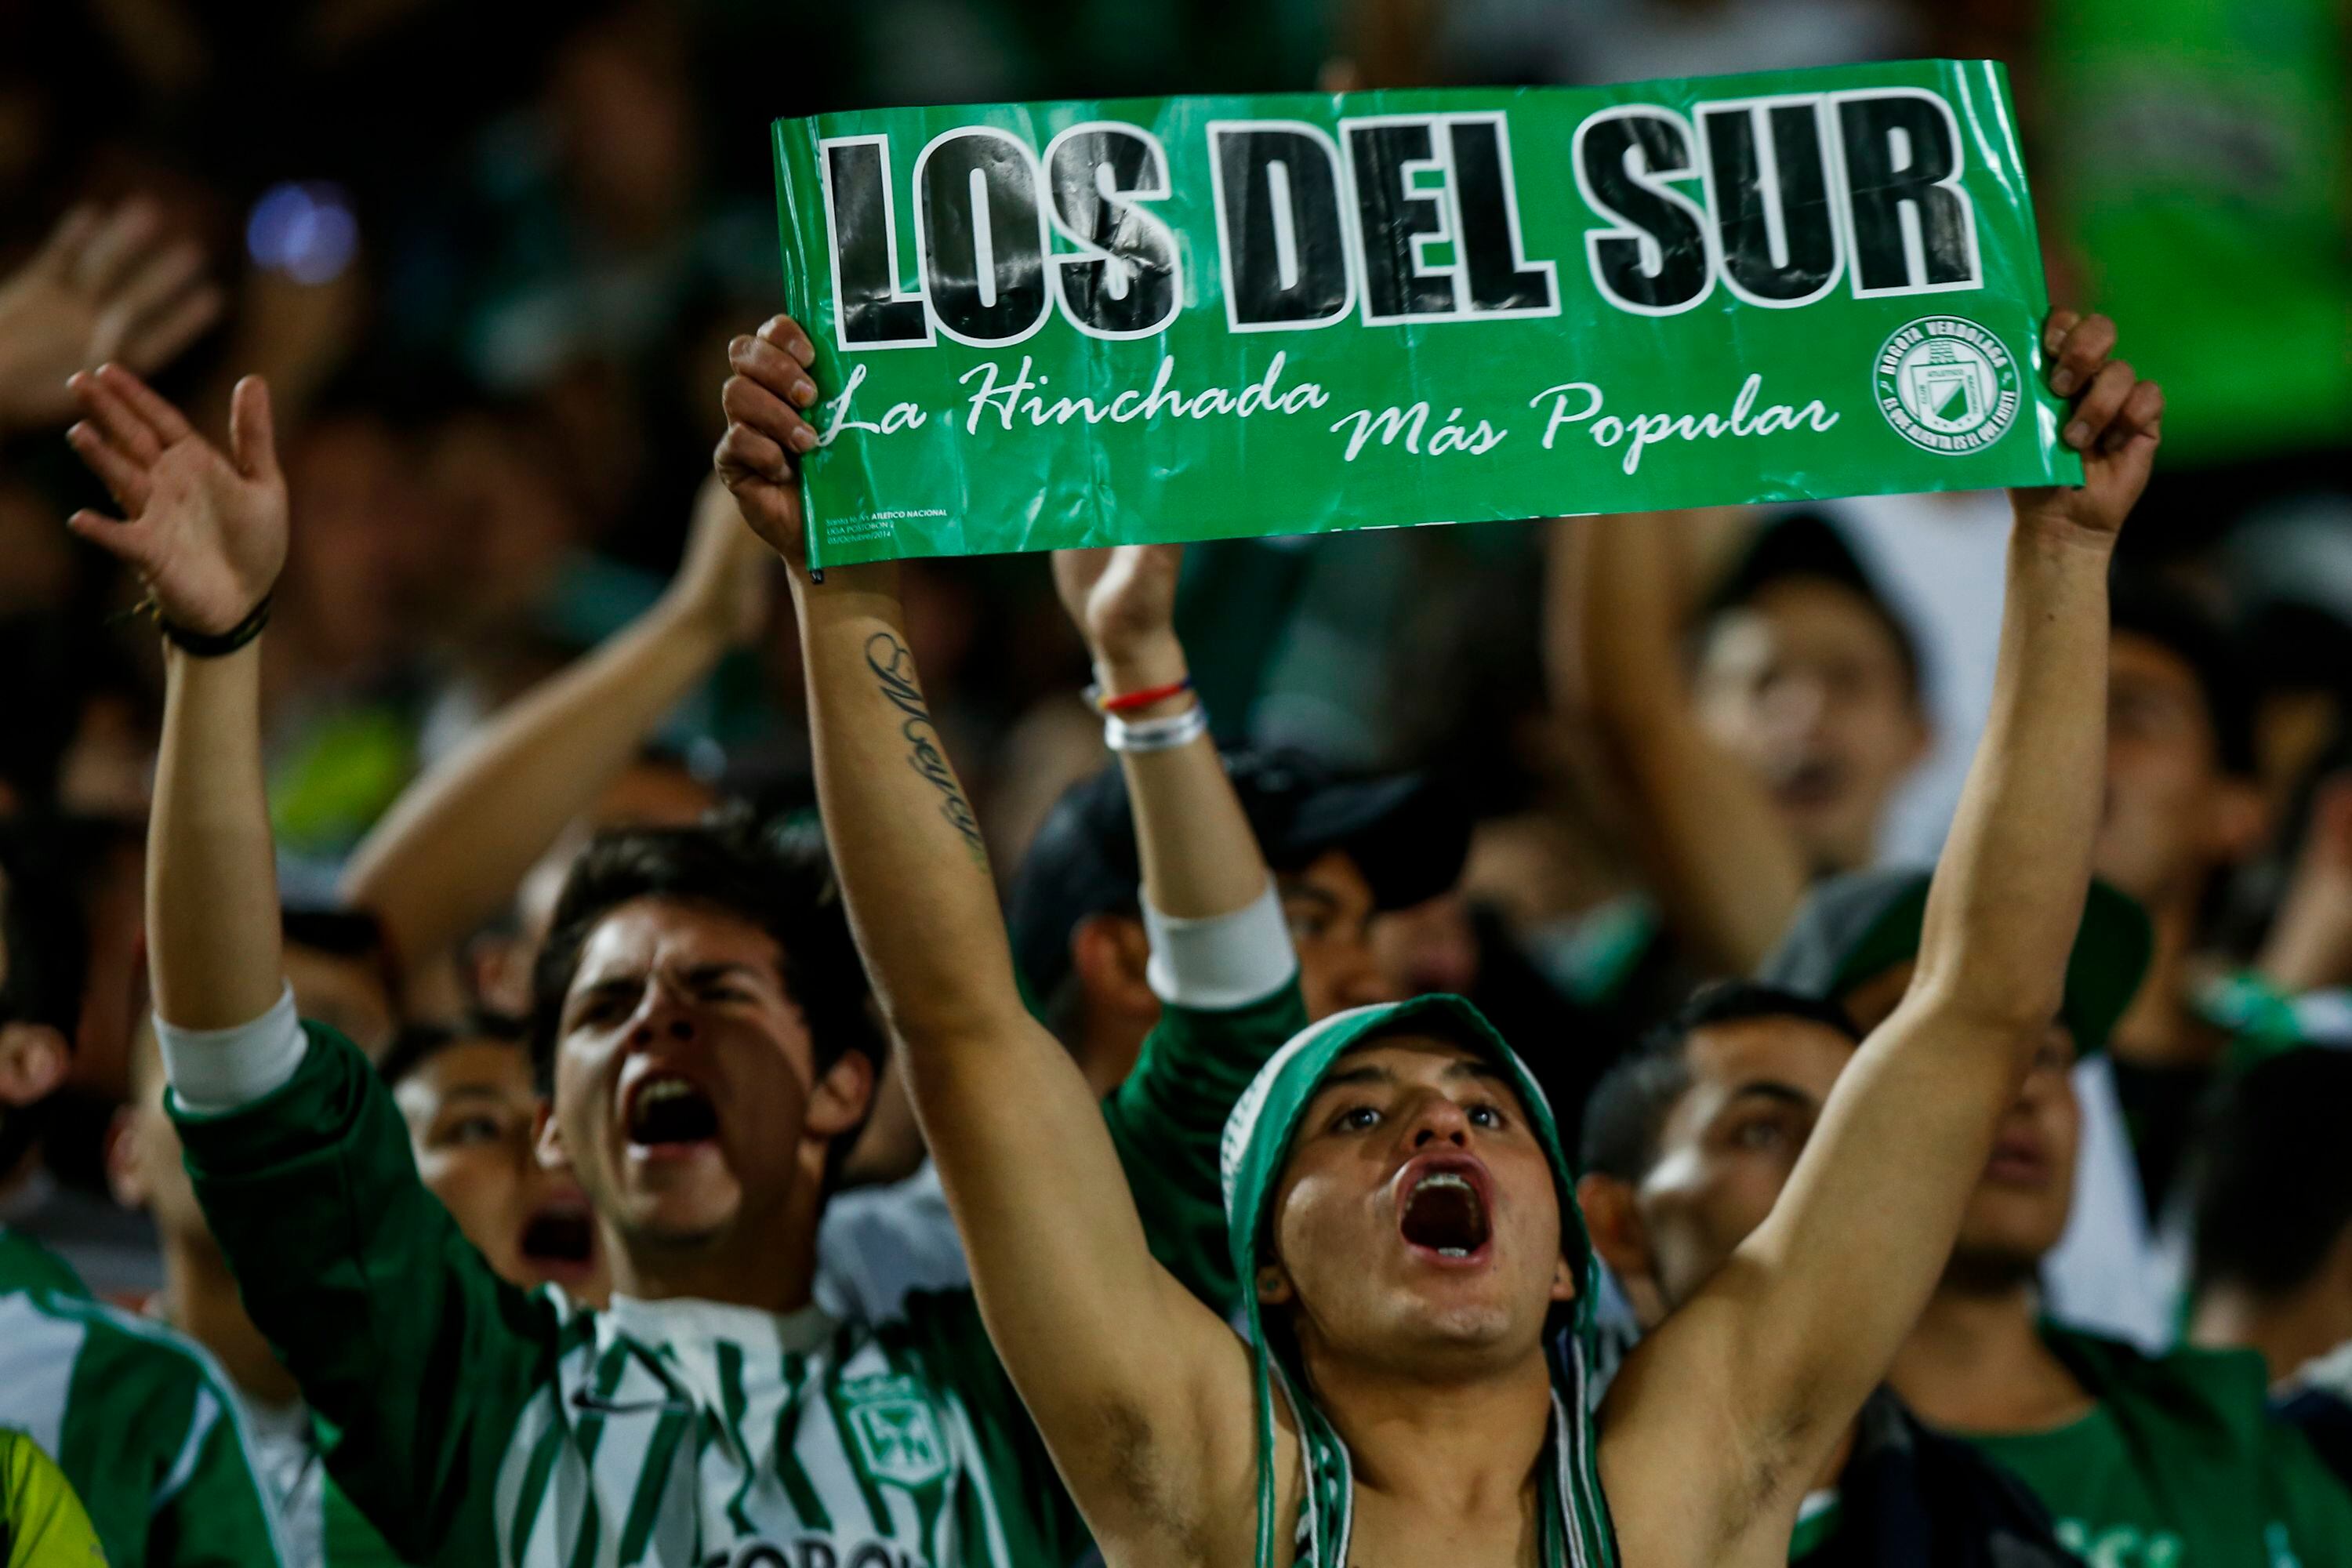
[0,0,2347,1337]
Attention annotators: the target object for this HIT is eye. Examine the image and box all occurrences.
[1733,1117,1788,1152]
[1286,909,1333,943]
[1467,1102,1506,1131]
[574,993,630,1028]
[1329,1105,1381,1134]
[436,1114,506,1149]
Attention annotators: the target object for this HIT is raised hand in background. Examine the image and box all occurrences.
[0,201,223,436]
[1052,543,1185,693]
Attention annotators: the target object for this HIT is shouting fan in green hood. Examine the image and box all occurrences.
[735,307,2163,1568]
[1218,992,1615,1567]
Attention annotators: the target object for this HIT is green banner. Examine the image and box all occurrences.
[771,59,2079,568]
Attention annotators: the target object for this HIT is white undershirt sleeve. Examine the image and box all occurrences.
[1142,882,1298,1011]
[157,984,308,1116]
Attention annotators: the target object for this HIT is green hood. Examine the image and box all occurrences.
[1218,993,1618,1568]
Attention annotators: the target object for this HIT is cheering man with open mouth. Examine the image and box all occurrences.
[65,335,1345,1563]
[725,303,2165,1568]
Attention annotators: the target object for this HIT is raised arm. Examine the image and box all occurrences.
[1554,508,1810,973]
[67,365,573,1563]
[2,201,222,439]
[1601,313,2163,1562]
[338,473,769,979]
[1055,545,1307,1315]
[64,365,287,1029]
[1054,544,1269,922]
[2256,773,2352,995]
[719,319,1265,1557]
[341,472,767,982]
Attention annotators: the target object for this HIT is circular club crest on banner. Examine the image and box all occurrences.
[1873,317,2022,454]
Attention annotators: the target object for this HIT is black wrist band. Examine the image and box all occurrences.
[158,594,272,657]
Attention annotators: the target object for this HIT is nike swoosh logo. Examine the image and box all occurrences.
[572,1388,695,1415]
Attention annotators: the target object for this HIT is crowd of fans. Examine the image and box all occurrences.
[2,0,2350,1564]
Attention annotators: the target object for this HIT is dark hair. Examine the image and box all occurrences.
[376,1011,527,1093]
[2109,575,2257,779]
[2192,1048,2352,1298]
[1581,981,1861,1181]
[283,906,389,960]
[528,811,880,1093]
[1701,513,1924,699]
[282,903,405,1020]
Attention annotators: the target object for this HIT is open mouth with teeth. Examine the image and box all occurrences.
[517,1200,597,1280]
[625,1074,721,1149]
[1399,1165,1494,1263]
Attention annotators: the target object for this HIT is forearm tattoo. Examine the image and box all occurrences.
[865,632,988,862]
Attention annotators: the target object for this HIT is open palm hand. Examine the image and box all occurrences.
[64,365,286,638]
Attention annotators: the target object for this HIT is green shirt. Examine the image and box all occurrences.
[0,1430,107,1568]
[1111,978,1308,1319]
[175,998,1288,1568]
[236,1400,408,1568]
[1964,1328,2352,1567]
[0,1229,288,1568]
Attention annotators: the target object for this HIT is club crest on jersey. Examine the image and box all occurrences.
[840,1376,949,1488]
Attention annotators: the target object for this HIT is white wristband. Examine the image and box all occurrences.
[1144,883,1298,1009]
[158,984,308,1116]
[1105,701,1209,753]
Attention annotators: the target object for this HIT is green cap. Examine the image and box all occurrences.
[1757,870,2154,1052]
[1218,995,1618,1568]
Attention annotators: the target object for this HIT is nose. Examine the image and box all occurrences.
[1761,670,1831,736]
[626,980,699,1047]
[1404,1091,1472,1149]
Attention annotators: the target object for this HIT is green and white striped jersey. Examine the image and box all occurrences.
[481,1289,1073,1568]
[0,1227,289,1568]
[234,1393,408,1568]
[174,989,1305,1568]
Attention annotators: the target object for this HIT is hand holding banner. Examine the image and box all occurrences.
[771,60,2080,567]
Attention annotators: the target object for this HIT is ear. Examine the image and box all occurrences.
[0,1023,68,1109]
[2209,777,2268,865]
[1071,914,1156,1021]
[1576,1172,1664,1328]
[533,1099,571,1176]
[104,1103,148,1209]
[804,1048,877,1143]
[1549,1251,1580,1305]
[469,935,535,1018]
[1254,1260,1294,1308]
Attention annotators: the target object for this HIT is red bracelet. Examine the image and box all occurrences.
[1089,676,1194,714]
